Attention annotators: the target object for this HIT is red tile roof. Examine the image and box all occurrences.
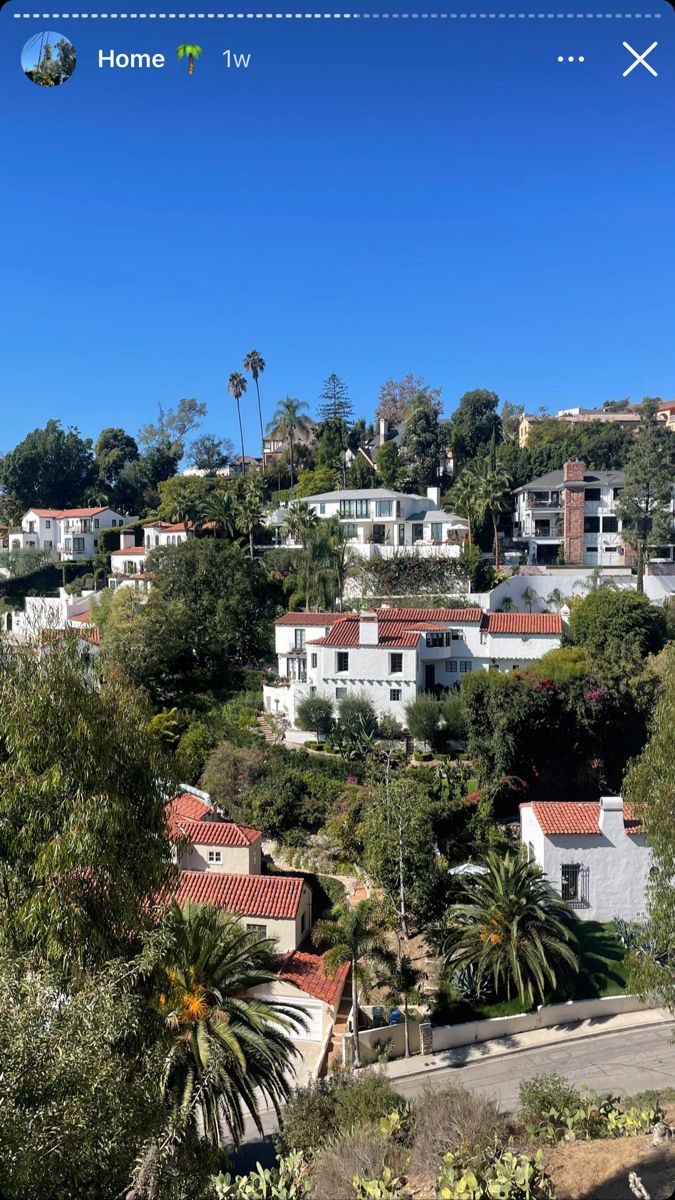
[278,948,350,1007]
[28,506,109,518]
[377,606,482,622]
[172,817,262,848]
[69,612,92,623]
[142,521,187,531]
[110,546,146,556]
[482,613,563,635]
[43,626,101,647]
[275,612,342,626]
[166,791,213,831]
[173,870,305,919]
[524,801,640,836]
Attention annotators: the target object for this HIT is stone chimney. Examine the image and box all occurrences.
[427,486,441,508]
[359,612,379,646]
[562,460,586,565]
[120,530,137,550]
[598,795,624,841]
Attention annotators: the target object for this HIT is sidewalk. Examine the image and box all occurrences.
[379,1006,674,1085]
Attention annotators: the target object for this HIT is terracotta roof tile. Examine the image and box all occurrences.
[526,801,640,836]
[482,613,563,635]
[173,870,305,919]
[277,948,350,1006]
[172,817,262,848]
[28,506,110,518]
[110,546,146,556]
[275,613,342,626]
[377,606,482,622]
[166,791,213,831]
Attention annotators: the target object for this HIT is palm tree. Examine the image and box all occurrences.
[472,462,512,571]
[319,516,356,611]
[443,852,579,1008]
[268,397,312,491]
[377,954,424,1059]
[201,489,238,539]
[546,587,565,612]
[313,899,394,1069]
[158,900,300,1148]
[282,501,319,547]
[522,586,537,613]
[175,43,202,74]
[244,350,266,474]
[236,475,265,558]
[228,372,248,473]
[449,470,478,546]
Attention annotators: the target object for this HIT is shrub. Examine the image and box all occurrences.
[309,1129,407,1200]
[175,721,217,784]
[276,1071,404,1159]
[296,695,335,737]
[521,1079,666,1145]
[440,693,468,742]
[437,1145,553,1199]
[338,693,378,738]
[518,1074,581,1124]
[213,1152,311,1198]
[409,1084,509,1179]
[377,714,403,741]
[404,693,442,747]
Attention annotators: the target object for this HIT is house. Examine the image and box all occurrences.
[347,417,454,480]
[264,607,563,724]
[108,524,189,589]
[264,487,468,559]
[2,586,101,642]
[520,796,651,923]
[262,420,318,472]
[513,460,675,568]
[10,506,137,562]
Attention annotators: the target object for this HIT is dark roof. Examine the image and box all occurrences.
[514,469,625,495]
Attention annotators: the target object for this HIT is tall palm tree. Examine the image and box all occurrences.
[228,372,248,474]
[443,852,579,1008]
[236,475,265,558]
[268,397,312,491]
[175,43,202,74]
[472,462,512,571]
[243,350,266,474]
[448,470,477,546]
[315,516,356,612]
[282,501,319,547]
[313,899,394,1069]
[158,900,300,1148]
[377,954,424,1059]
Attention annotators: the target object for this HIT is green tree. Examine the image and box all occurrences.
[94,427,140,500]
[500,400,525,444]
[228,373,249,471]
[450,390,502,468]
[139,399,206,459]
[236,474,266,558]
[375,440,400,489]
[296,694,335,739]
[318,374,353,424]
[616,400,673,592]
[401,399,449,490]
[269,398,313,491]
[569,589,666,659]
[316,417,350,482]
[313,900,394,1069]
[405,692,442,748]
[471,460,512,570]
[376,373,442,425]
[0,641,173,974]
[447,471,478,545]
[243,350,267,473]
[175,43,203,73]
[444,852,579,1006]
[0,419,97,513]
[338,692,378,737]
[282,501,319,547]
[188,433,234,473]
[377,954,423,1058]
[364,774,438,936]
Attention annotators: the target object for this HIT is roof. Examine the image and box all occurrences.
[482,612,563,635]
[171,817,262,848]
[514,469,625,494]
[523,800,640,836]
[26,506,110,518]
[301,488,429,503]
[143,521,187,532]
[43,625,101,647]
[278,948,350,1006]
[167,791,212,828]
[275,612,343,627]
[110,546,146,556]
[69,611,92,623]
[173,870,306,920]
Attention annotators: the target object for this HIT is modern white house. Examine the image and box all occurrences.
[264,607,563,725]
[265,486,468,559]
[520,797,651,923]
[10,506,136,562]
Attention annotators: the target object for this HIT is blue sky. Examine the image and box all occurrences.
[2,4,674,458]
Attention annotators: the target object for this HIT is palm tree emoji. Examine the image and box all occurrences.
[176,44,202,74]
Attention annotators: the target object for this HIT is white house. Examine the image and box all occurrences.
[264,487,468,559]
[107,523,189,589]
[520,797,651,923]
[265,607,563,725]
[11,506,136,562]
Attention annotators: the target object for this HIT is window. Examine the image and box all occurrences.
[45,519,51,529]
[459,660,472,673]
[294,628,306,650]
[586,545,598,554]
[339,499,370,518]
[207,850,222,864]
[427,631,444,647]
[584,516,600,533]
[125,561,135,574]
[64,538,72,552]
[310,685,317,696]
[527,842,535,863]
[412,523,424,543]
[44,539,52,549]
[72,537,85,553]
[319,503,326,514]
[430,522,443,541]
[561,863,580,902]
[390,688,402,701]
[613,487,623,500]
[447,629,464,644]
[398,523,405,545]
[301,912,306,932]
[534,520,551,538]
[342,523,358,540]
[602,516,618,532]
[390,652,403,673]
[336,651,349,673]
[311,653,318,668]
[335,687,346,699]
[584,487,601,502]
[445,659,458,673]
[112,519,117,526]
[94,518,100,529]
[375,500,392,517]
[246,923,267,941]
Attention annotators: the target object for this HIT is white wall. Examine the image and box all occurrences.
[431,994,653,1053]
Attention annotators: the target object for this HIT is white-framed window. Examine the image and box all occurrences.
[390,688,402,701]
[459,660,472,673]
[445,659,458,673]
[427,632,444,648]
[72,537,85,553]
[246,923,267,941]
[311,653,318,668]
[207,849,222,864]
[336,651,349,673]
[319,504,326,514]
[449,629,464,642]
[390,652,403,674]
[295,629,306,650]
[336,687,346,699]
[430,522,443,541]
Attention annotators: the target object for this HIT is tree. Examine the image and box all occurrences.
[447,471,478,545]
[0,641,173,974]
[201,486,238,538]
[616,400,673,592]
[569,589,666,659]
[400,399,449,490]
[376,373,442,425]
[444,852,579,1006]
[243,350,267,473]
[624,648,675,1008]
[282,501,319,548]
[470,460,512,570]
[155,900,298,1150]
[500,400,525,444]
[316,418,350,480]
[188,434,234,473]
[364,774,438,937]
[313,900,393,1069]
[94,427,140,500]
[405,692,442,749]
[296,694,335,739]
[139,399,206,458]
[375,440,400,489]
[175,43,203,73]
[318,374,353,424]
[236,474,265,558]
[228,373,248,471]
[450,390,502,469]
[0,419,97,513]
[377,954,423,1058]
[337,692,378,738]
[268,397,313,491]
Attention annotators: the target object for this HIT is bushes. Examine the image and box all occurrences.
[408,1084,510,1180]
[276,1071,404,1160]
[309,1129,408,1200]
[338,694,378,738]
[405,693,442,748]
[437,1146,553,1199]
[518,1074,581,1124]
[405,693,468,753]
[296,695,334,738]
[518,1073,666,1144]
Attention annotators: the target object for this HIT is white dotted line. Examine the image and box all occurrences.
[11,10,665,17]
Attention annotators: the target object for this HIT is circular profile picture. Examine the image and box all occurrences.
[22,31,76,87]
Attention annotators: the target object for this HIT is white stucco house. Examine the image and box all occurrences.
[265,606,563,725]
[107,523,189,589]
[520,797,651,923]
[11,506,136,561]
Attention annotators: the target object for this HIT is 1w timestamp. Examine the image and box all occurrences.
[223,49,252,69]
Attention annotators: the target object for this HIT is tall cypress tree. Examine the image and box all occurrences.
[616,399,673,592]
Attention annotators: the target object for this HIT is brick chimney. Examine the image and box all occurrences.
[359,612,379,645]
[563,460,586,565]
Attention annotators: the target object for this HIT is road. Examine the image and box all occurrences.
[235,1020,675,1168]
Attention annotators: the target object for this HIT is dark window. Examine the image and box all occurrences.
[246,923,267,941]
[294,629,305,650]
[427,631,444,647]
[459,661,472,673]
[430,522,443,541]
[94,518,99,529]
[412,523,424,542]
[335,687,346,699]
[45,519,51,528]
[534,520,551,537]
[584,516,600,533]
[584,488,601,502]
[311,653,317,668]
[602,516,618,532]
[389,689,402,702]
[390,652,403,673]
[586,545,598,554]
[336,652,349,673]
[445,659,458,673]
[613,487,623,500]
[561,863,580,902]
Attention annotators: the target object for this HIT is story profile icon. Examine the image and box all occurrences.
[22,31,76,87]
[176,44,203,75]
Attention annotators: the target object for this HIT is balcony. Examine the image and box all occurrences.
[527,495,562,510]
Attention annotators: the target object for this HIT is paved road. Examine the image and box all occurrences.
[235,1021,675,1168]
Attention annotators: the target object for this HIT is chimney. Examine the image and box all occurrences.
[379,417,389,444]
[563,460,585,483]
[598,795,624,840]
[427,486,441,508]
[359,612,379,645]
[120,530,137,550]
[562,460,586,565]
